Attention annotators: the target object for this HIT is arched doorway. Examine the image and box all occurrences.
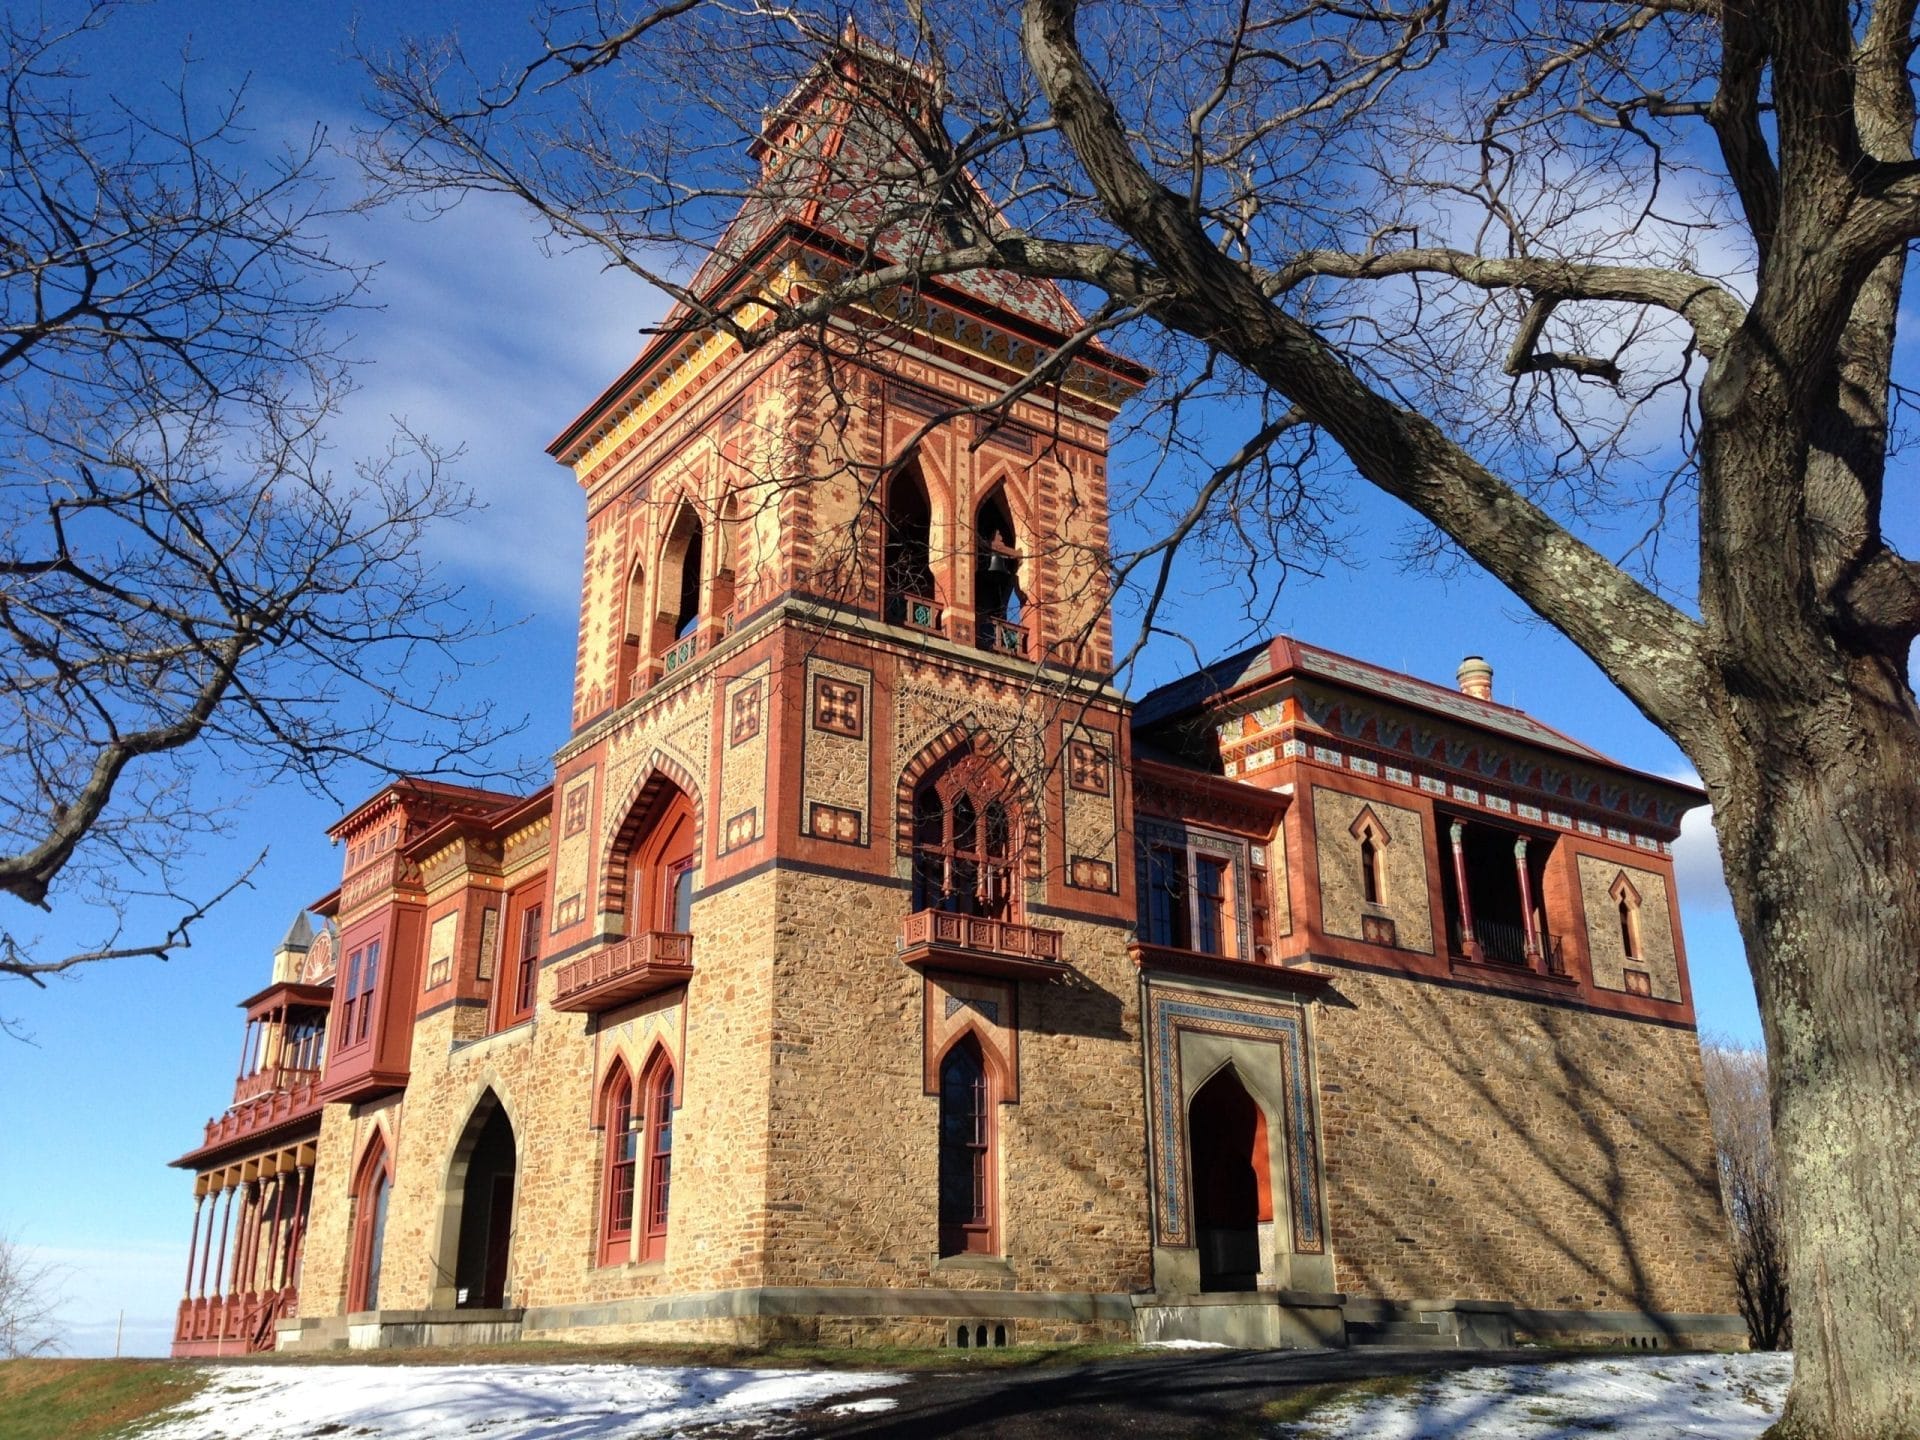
[447,1095,518,1309]
[1189,1066,1272,1292]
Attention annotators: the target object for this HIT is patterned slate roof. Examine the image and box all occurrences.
[1134,635,1612,766]
[684,47,1089,338]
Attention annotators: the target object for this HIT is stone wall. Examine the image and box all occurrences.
[1577,856,1683,1001]
[760,867,1152,1299]
[1313,966,1737,1318]
[1310,786,1435,954]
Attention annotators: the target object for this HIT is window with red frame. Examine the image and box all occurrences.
[910,755,1016,920]
[599,1066,638,1265]
[1193,855,1229,956]
[498,900,542,1027]
[938,1035,994,1255]
[337,939,381,1049]
[1140,845,1235,958]
[641,1056,675,1261]
[1142,845,1190,950]
[356,940,380,1043]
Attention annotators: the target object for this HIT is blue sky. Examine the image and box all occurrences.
[0,1,1773,1358]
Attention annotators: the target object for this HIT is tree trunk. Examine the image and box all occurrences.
[1711,653,1920,1439]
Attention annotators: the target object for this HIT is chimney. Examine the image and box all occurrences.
[1456,655,1494,701]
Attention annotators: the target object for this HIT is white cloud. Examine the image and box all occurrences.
[322,195,671,609]
[1665,771,1734,914]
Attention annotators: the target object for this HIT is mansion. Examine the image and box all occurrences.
[167,38,1741,1356]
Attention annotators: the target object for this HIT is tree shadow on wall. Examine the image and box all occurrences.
[1312,972,1731,1341]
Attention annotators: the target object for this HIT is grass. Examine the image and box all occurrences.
[0,1359,207,1440]
[0,1337,1152,1437]
[1259,1371,1432,1432]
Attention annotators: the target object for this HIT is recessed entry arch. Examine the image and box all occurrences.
[430,1087,520,1310]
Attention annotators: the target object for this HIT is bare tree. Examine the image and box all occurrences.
[1703,1037,1792,1352]
[0,1233,64,1359]
[0,3,510,986]
[365,2,1920,1431]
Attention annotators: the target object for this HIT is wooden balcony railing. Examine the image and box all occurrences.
[232,1065,321,1107]
[551,931,695,1013]
[173,1286,296,1356]
[191,1078,323,1157]
[898,909,1068,982]
[886,591,945,636]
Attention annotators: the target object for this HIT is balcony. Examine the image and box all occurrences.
[173,1286,295,1357]
[658,631,703,678]
[898,909,1068,982]
[887,591,946,636]
[1448,917,1571,979]
[551,931,695,1013]
[233,1065,320,1107]
[976,616,1029,657]
[179,1078,324,1168]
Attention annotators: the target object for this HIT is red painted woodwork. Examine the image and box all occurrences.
[347,1141,391,1313]
[172,1285,297,1356]
[319,908,423,1104]
[551,931,695,1013]
[937,1035,996,1256]
[599,1067,638,1266]
[1128,941,1334,995]
[640,1054,675,1263]
[481,1173,515,1308]
[899,909,1068,982]
[493,884,544,1032]
[175,1077,323,1169]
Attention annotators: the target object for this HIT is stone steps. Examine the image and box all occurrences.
[1345,1318,1456,1348]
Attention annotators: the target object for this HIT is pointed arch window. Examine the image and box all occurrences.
[937,1034,995,1256]
[911,755,1017,921]
[654,505,705,671]
[640,1052,676,1261]
[974,489,1026,654]
[617,784,698,936]
[1609,871,1644,961]
[347,1139,391,1312]
[599,1064,638,1265]
[884,463,938,629]
[617,559,647,702]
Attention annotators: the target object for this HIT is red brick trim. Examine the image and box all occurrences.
[599,753,706,919]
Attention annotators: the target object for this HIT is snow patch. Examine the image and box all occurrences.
[1274,1353,1792,1439]
[823,1395,900,1415]
[1144,1339,1232,1350]
[147,1362,900,1439]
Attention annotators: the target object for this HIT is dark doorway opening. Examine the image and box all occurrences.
[1189,1066,1271,1292]
[454,1102,517,1309]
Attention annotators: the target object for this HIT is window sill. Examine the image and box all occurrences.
[596,1254,666,1274]
[934,1254,1013,1273]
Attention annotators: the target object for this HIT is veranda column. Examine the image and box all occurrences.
[246,1179,268,1292]
[1449,822,1476,948]
[264,1167,289,1294]
[283,1164,312,1288]
[182,1191,204,1302]
[209,1183,235,1297]
[1514,836,1539,962]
